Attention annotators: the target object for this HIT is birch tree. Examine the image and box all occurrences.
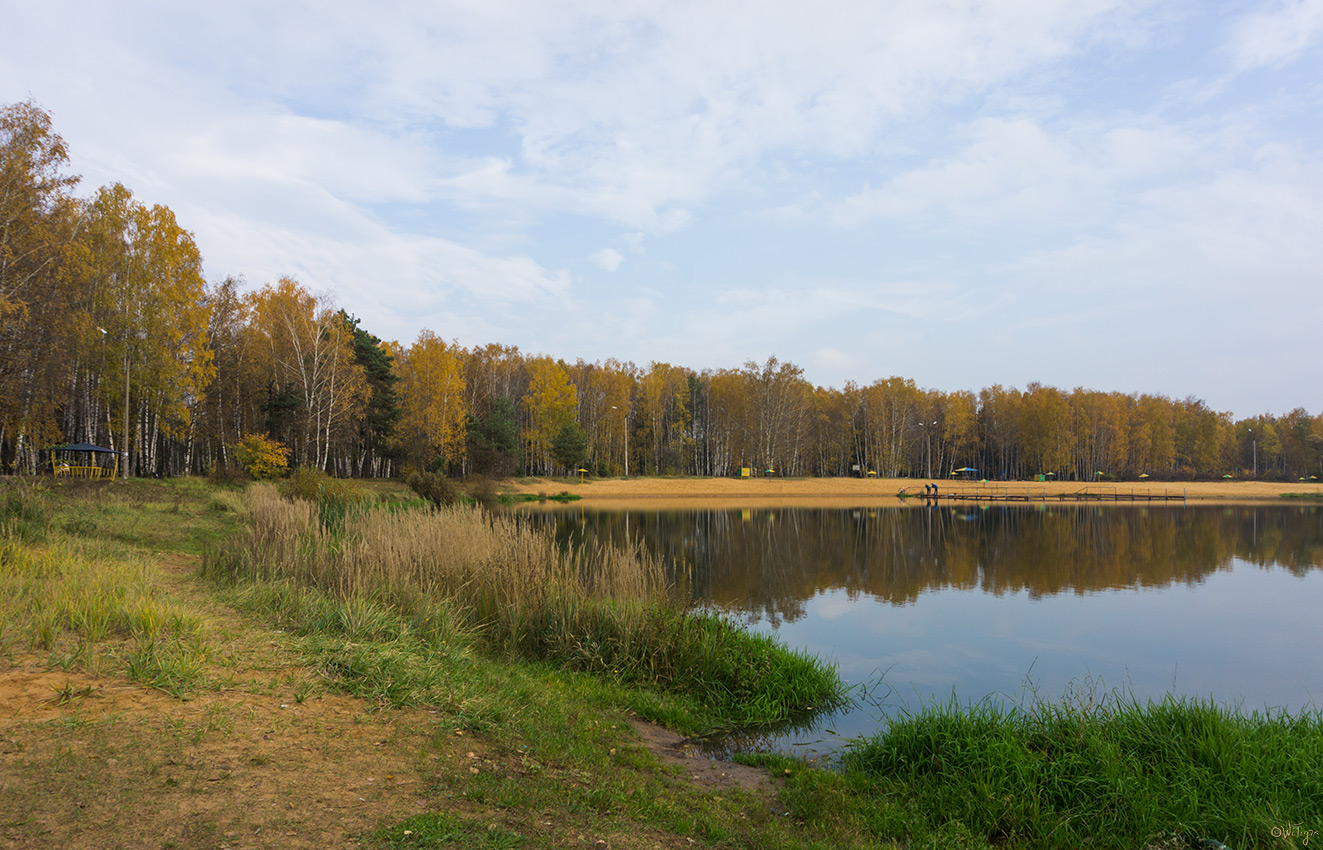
[395,330,466,473]
[85,184,213,476]
[245,277,362,469]
[0,100,85,469]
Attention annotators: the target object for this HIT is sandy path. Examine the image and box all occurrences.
[502,475,1323,504]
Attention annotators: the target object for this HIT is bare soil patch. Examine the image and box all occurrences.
[628,719,775,798]
[1,656,448,850]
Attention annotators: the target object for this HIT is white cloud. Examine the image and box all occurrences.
[3,0,1320,416]
[590,248,625,271]
[813,348,857,379]
[1229,0,1323,70]
[830,117,1214,232]
[622,232,647,254]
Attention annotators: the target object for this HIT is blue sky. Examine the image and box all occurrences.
[4,0,1320,418]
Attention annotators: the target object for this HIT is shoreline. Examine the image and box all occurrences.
[500,475,1323,505]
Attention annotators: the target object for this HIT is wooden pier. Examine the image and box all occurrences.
[902,484,1185,504]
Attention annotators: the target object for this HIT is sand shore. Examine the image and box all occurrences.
[501,475,1323,507]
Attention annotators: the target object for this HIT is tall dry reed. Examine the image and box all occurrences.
[205,485,842,725]
[206,484,682,646]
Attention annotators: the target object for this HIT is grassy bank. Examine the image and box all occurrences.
[2,477,863,848]
[4,476,1320,849]
[830,693,1323,850]
[201,482,843,732]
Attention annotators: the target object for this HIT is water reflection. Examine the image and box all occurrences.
[540,504,1323,617]
[526,504,1323,756]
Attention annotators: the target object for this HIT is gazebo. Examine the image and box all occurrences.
[49,443,120,479]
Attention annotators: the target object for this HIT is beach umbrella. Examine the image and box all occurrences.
[1138,473,1150,479]
[577,467,588,483]
[1045,472,1056,478]
[1311,475,1319,480]
[1223,473,1234,479]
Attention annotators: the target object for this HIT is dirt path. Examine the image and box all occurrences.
[0,555,453,850]
[0,555,784,849]
[1,663,445,850]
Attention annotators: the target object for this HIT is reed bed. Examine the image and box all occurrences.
[203,484,843,726]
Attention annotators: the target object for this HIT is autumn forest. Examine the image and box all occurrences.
[3,100,1320,482]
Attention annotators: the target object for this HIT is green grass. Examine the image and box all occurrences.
[497,491,582,504]
[376,813,524,848]
[5,476,870,848]
[841,693,1323,849]
[0,513,211,695]
[2,476,246,555]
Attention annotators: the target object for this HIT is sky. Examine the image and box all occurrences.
[3,1,1321,418]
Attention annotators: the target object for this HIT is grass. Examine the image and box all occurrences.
[1,482,211,695]
[201,483,843,731]
[839,690,1323,850]
[6,474,1321,850]
[499,491,582,503]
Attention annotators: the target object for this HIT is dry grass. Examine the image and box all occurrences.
[202,485,842,728]
[501,475,1323,504]
[220,483,678,611]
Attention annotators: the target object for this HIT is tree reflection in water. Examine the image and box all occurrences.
[532,504,1323,623]
[523,504,1323,757]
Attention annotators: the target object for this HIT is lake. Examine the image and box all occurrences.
[529,502,1323,757]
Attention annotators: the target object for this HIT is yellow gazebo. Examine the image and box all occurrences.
[50,443,120,479]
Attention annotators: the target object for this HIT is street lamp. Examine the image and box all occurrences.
[100,326,131,479]
[925,420,937,479]
[1249,427,1257,477]
[611,405,628,478]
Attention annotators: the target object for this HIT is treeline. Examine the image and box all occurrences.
[4,100,1322,481]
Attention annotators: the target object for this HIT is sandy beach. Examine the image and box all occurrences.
[501,475,1323,507]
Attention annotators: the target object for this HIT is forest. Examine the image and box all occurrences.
[4,100,1321,482]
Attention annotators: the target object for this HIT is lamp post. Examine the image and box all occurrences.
[1250,427,1257,477]
[612,405,628,478]
[100,326,131,479]
[925,420,937,479]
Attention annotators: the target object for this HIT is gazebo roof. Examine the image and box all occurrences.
[53,443,120,453]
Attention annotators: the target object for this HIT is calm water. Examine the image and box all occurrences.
[532,503,1323,757]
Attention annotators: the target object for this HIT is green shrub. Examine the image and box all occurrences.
[282,466,332,502]
[465,475,498,508]
[406,470,459,508]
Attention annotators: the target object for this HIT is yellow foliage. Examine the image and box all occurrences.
[396,330,467,469]
[232,434,290,480]
[523,357,577,469]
